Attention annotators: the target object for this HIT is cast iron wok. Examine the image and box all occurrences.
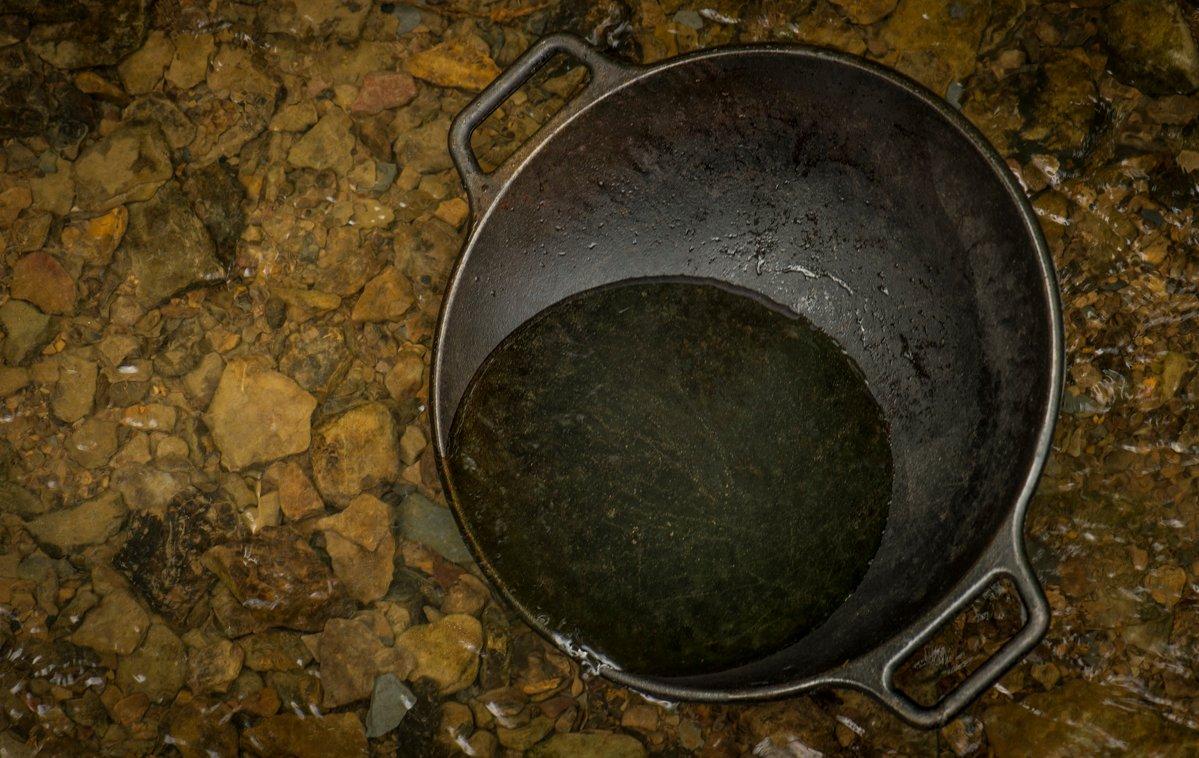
[430,34,1064,727]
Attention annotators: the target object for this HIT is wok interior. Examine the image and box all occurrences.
[436,51,1055,686]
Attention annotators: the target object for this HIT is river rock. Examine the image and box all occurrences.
[61,206,127,265]
[1102,0,1199,95]
[395,614,482,694]
[351,72,418,114]
[311,403,401,505]
[242,630,313,672]
[26,0,149,69]
[396,116,454,173]
[317,493,391,550]
[829,0,896,24]
[277,323,347,392]
[500,716,554,751]
[315,227,382,296]
[51,354,96,423]
[117,623,186,703]
[0,44,98,149]
[184,630,244,693]
[260,0,371,42]
[0,300,53,366]
[68,417,118,468]
[241,713,367,758]
[398,492,472,564]
[25,491,125,551]
[351,266,415,322]
[325,529,395,604]
[74,122,172,212]
[265,460,325,521]
[166,699,238,758]
[316,617,410,708]
[70,589,150,655]
[207,357,317,470]
[880,0,989,95]
[181,159,245,267]
[11,251,76,315]
[288,108,355,174]
[124,95,196,150]
[124,182,225,307]
[405,37,500,92]
[365,673,417,738]
[167,33,215,90]
[0,368,30,397]
[118,30,173,95]
[385,346,424,401]
[528,732,648,758]
[203,529,356,633]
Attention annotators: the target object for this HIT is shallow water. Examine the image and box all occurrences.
[448,279,892,676]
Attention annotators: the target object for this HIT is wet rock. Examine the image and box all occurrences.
[205,45,279,101]
[11,251,75,317]
[0,367,30,397]
[124,95,196,150]
[399,425,426,465]
[0,299,54,365]
[165,700,238,758]
[117,623,186,703]
[434,197,469,229]
[1102,0,1199,95]
[119,402,177,433]
[113,495,240,625]
[60,206,127,266]
[881,0,989,95]
[395,614,482,694]
[316,616,410,708]
[527,731,647,757]
[68,417,118,468]
[70,589,149,655]
[398,492,472,564]
[112,465,186,511]
[406,37,500,92]
[0,44,98,148]
[365,673,417,738]
[242,630,313,672]
[396,116,453,173]
[184,630,244,693]
[182,351,223,407]
[265,460,325,521]
[203,529,356,633]
[1145,564,1187,608]
[25,491,125,551]
[118,30,173,95]
[324,512,396,601]
[124,182,225,307]
[241,713,367,758]
[260,0,371,42]
[314,226,382,296]
[351,72,418,114]
[984,679,1199,754]
[499,715,554,751]
[166,33,215,90]
[74,122,172,212]
[288,107,355,174]
[26,0,148,69]
[270,101,318,132]
[278,323,347,393]
[311,402,401,505]
[9,209,53,252]
[829,0,896,24]
[207,357,316,470]
[351,266,415,322]
[1021,53,1099,159]
[51,354,96,423]
[385,346,424,401]
[181,159,245,267]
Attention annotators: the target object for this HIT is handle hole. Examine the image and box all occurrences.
[892,578,1028,708]
[469,53,591,174]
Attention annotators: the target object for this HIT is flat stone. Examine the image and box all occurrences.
[118,30,174,95]
[166,33,215,90]
[398,492,473,564]
[25,491,125,551]
[124,95,196,150]
[165,700,238,758]
[0,300,54,366]
[241,713,367,758]
[207,357,317,471]
[74,122,172,212]
[317,493,391,551]
[1145,564,1187,608]
[242,630,313,672]
[1102,0,1199,95]
[0,367,30,397]
[67,417,118,468]
[351,266,415,322]
[315,227,381,296]
[270,101,319,132]
[395,117,454,174]
[117,623,187,703]
[70,589,150,655]
[317,617,410,708]
[499,715,554,751]
[203,529,356,633]
[184,632,244,694]
[288,108,355,175]
[181,159,245,267]
[434,197,468,229]
[384,346,424,401]
[51,354,96,423]
[528,732,648,758]
[124,182,225,307]
[310,402,401,505]
[364,673,417,738]
[61,206,128,266]
[325,529,395,605]
[881,0,989,96]
[260,0,371,42]
[351,71,418,114]
[265,460,325,521]
[205,45,279,101]
[405,37,500,92]
[11,252,76,315]
[394,614,482,694]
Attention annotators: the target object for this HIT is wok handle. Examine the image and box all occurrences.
[842,532,1049,728]
[449,34,630,215]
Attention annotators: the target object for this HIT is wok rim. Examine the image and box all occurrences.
[429,41,1065,706]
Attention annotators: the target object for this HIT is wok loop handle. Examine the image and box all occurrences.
[449,34,629,216]
[846,535,1049,728]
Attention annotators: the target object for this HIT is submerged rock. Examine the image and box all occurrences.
[206,357,317,471]
[398,492,472,564]
[117,623,186,703]
[1102,0,1199,95]
[351,266,415,322]
[69,589,150,656]
[181,159,246,267]
[528,732,648,758]
[74,122,172,212]
[60,206,127,266]
[123,182,225,307]
[288,107,355,174]
[365,673,417,738]
[241,713,367,758]
[0,300,53,366]
[316,617,410,708]
[26,0,149,69]
[25,492,125,552]
[11,251,75,315]
[0,44,98,148]
[310,403,401,506]
[405,37,500,92]
[880,0,989,95]
[394,614,482,694]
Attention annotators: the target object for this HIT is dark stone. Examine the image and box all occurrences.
[0,45,98,149]
[25,0,149,69]
[182,159,247,268]
[547,0,640,61]
[113,494,242,627]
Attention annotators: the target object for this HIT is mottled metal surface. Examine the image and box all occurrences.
[447,279,892,677]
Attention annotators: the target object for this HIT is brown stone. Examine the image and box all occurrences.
[316,617,411,708]
[406,37,500,92]
[61,206,128,265]
[11,252,76,315]
[310,402,401,505]
[207,358,317,471]
[241,713,367,758]
[351,71,418,114]
[351,266,415,322]
[266,460,326,521]
[395,614,482,694]
[74,123,173,212]
[70,590,150,655]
